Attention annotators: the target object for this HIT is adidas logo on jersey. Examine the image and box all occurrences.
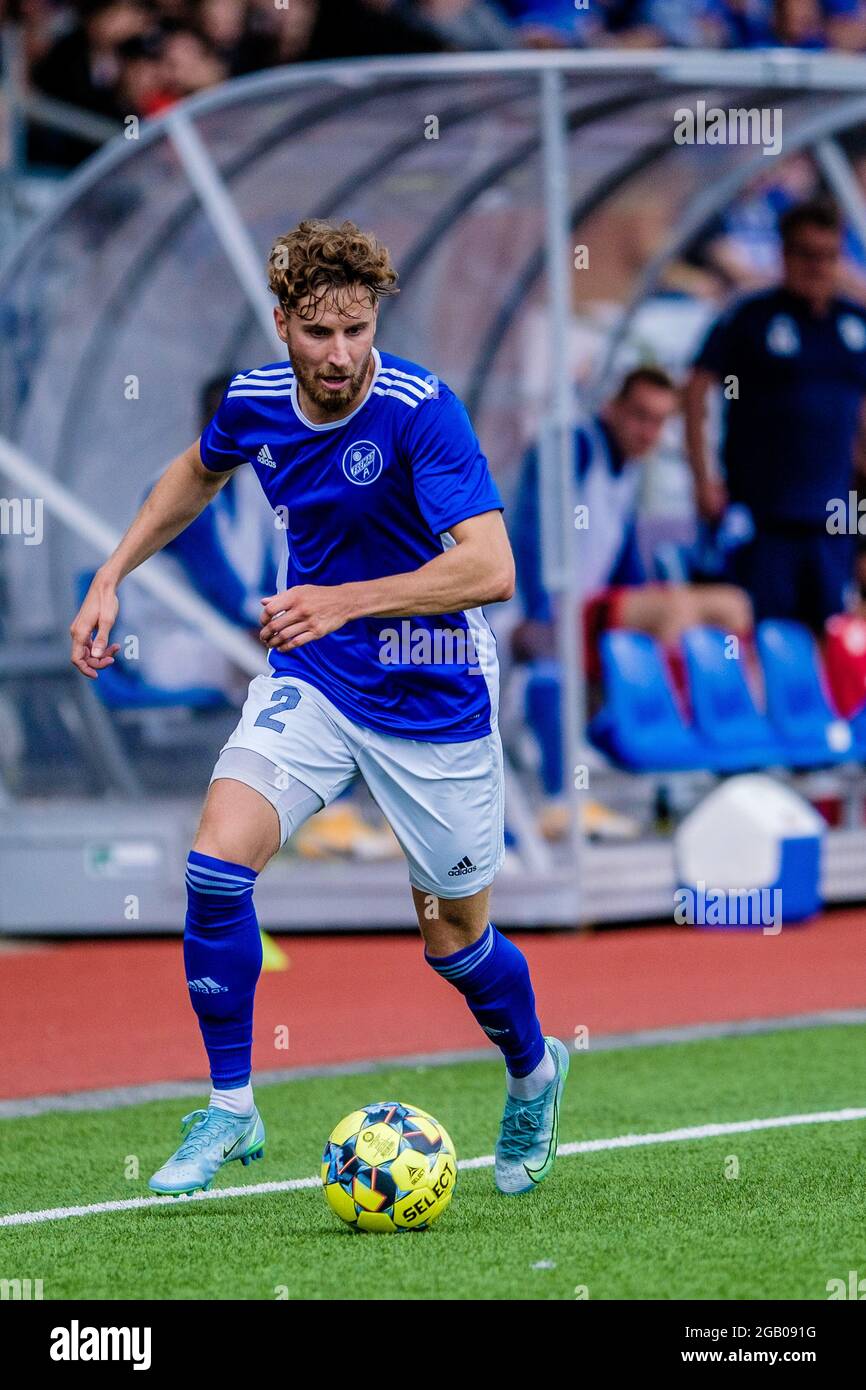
[188,977,229,994]
[447,856,477,877]
[256,444,276,468]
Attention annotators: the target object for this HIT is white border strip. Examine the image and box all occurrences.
[2,1107,864,1229]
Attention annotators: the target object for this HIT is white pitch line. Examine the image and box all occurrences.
[2,1106,865,1229]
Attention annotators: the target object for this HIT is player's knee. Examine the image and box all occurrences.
[690,584,753,638]
[418,889,492,958]
[191,831,267,875]
[715,585,753,635]
[656,586,697,641]
[192,790,278,874]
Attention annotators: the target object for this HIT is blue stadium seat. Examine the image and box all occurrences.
[588,630,704,771]
[75,571,229,713]
[756,620,855,767]
[681,627,787,772]
[849,713,866,761]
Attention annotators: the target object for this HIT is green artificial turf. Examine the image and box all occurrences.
[1,1025,864,1300]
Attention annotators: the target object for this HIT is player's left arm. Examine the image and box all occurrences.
[259,510,514,652]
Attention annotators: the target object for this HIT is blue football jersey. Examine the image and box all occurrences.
[198,348,504,741]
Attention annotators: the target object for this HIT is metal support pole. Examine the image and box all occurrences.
[540,68,585,923]
[165,107,283,352]
[0,24,27,264]
[70,682,143,798]
[814,137,866,253]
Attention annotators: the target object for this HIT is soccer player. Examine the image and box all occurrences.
[70,218,569,1198]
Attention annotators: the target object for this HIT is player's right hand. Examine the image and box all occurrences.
[70,577,121,679]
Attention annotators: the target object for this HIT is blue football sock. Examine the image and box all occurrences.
[425,922,546,1078]
[183,851,262,1091]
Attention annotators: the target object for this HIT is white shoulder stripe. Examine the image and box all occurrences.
[378,366,437,395]
[227,388,293,399]
[372,384,420,409]
[233,365,294,382]
[230,377,293,390]
[377,372,434,403]
[232,377,294,390]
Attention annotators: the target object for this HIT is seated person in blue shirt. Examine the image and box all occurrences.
[686,198,866,633]
[511,368,752,813]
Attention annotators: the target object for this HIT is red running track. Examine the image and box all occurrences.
[2,912,865,1099]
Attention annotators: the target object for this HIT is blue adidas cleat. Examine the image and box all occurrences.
[495,1036,570,1195]
[148,1105,265,1196]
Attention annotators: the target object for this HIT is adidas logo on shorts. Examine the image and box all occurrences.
[447,856,477,877]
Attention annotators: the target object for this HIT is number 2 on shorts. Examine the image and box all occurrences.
[254,684,302,732]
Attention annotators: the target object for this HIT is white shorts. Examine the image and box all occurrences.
[210,674,505,900]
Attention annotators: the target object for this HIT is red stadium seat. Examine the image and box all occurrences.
[823,614,866,719]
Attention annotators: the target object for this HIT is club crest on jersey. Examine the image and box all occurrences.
[766,314,800,356]
[838,313,866,352]
[342,440,384,486]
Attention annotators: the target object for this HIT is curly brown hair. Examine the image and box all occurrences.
[267,219,399,320]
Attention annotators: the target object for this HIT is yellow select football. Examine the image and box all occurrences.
[321,1100,457,1233]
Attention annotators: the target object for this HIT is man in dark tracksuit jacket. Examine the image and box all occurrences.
[685,199,866,631]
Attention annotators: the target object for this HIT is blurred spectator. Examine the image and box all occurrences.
[685,199,866,632]
[716,0,866,48]
[414,0,516,49]
[116,30,175,118]
[263,0,319,65]
[26,0,151,166]
[512,367,751,668]
[774,0,866,50]
[509,367,751,830]
[635,0,734,48]
[161,26,228,97]
[14,0,79,69]
[302,0,448,59]
[488,0,608,46]
[196,0,274,75]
